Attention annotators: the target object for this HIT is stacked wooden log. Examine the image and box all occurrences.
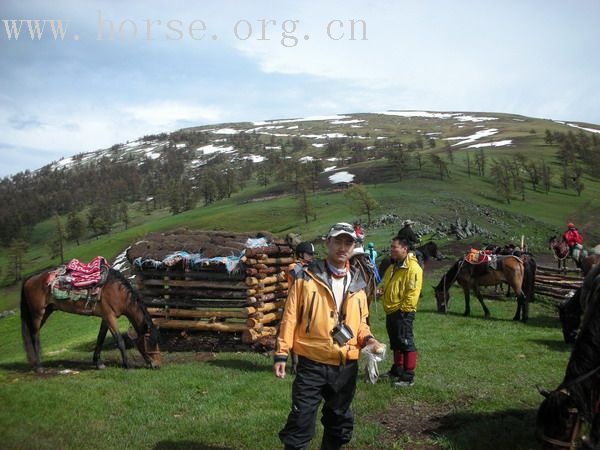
[534,265,582,300]
[128,230,296,349]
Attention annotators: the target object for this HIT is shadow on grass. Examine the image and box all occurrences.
[204,358,270,373]
[528,338,571,352]
[154,441,234,450]
[0,355,150,373]
[432,407,540,449]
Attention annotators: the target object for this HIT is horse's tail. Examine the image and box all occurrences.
[522,257,537,303]
[20,277,38,366]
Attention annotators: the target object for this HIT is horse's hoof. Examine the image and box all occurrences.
[148,362,160,370]
[484,314,491,319]
[521,318,528,324]
[34,366,44,374]
[463,312,470,316]
[96,363,106,370]
[512,316,519,321]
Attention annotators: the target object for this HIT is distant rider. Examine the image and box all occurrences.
[562,222,583,260]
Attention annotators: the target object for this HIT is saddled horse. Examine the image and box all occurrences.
[549,236,600,275]
[433,255,530,322]
[21,267,161,372]
[537,266,600,449]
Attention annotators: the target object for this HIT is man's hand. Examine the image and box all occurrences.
[274,361,286,379]
[365,338,384,354]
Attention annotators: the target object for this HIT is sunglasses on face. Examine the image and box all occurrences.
[330,224,354,233]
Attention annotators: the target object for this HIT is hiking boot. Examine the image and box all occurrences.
[393,370,414,387]
[382,365,402,378]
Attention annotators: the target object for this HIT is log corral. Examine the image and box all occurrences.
[127,229,295,350]
[534,265,582,300]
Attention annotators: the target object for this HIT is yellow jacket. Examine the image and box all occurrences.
[381,253,423,314]
[275,260,373,366]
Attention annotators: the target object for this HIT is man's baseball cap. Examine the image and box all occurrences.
[296,241,315,255]
[326,222,358,241]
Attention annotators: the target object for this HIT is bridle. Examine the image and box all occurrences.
[540,364,600,448]
[436,259,465,310]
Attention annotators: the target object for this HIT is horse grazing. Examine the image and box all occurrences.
[21,267,160,372]
[537,267,600,449]
[549,236,600,275]
[433,255,530,322]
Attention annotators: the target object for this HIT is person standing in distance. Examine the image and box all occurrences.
[274,222,382,450]
[380,237,423,387]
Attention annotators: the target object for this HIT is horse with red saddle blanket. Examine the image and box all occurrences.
[434,249,532,323]
[21,257,160,372]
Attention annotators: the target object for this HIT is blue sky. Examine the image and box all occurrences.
[1,0,599,177]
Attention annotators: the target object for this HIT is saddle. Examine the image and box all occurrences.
[465,249,498,270]
[47,256,110,302]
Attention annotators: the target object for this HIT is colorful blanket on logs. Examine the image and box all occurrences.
[133,251,244,273]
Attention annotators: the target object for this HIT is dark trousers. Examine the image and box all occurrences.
[385,310,416,352]
[279,356,358,450]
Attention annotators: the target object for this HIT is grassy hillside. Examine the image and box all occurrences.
[0,110,598,447]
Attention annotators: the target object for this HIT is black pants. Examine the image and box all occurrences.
[386,310,416,352]
[279,356,358,450]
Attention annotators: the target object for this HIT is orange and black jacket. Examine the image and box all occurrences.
[275,260,373,366]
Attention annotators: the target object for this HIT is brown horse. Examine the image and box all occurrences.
[21,268,160,372]
[537,267,600,449]
[433,255,530,322]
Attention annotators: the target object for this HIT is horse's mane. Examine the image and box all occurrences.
[435,259,461,291]
[107,269,154,335]
[560,274,600,422]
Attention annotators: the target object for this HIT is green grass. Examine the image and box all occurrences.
[0,271,569,449]
[1,112,597,447]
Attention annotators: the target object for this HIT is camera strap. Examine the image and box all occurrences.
[329,272,350,325]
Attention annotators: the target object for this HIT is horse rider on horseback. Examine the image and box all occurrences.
[563,222,584,260]
[397,220,424,267]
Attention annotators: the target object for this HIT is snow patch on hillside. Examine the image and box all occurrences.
[378,111,498,123]
[242,154,265,163]
[468,140,512,148]
[197,144,235,155]
[330,119,366,125]
[565,123,600,134]
[253,115,350,126]
[446,128,499,146]
[212,128,239,135]
[329,171,354,184]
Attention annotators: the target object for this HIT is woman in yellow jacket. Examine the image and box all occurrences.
[380,237,423,387]
[274,222,381,450]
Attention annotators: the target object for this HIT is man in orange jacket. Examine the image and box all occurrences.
[274,222,381,450]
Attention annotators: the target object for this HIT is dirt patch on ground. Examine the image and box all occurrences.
[368,397,473,449]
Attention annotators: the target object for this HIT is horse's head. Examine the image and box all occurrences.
[536,388,581,449]
[136,310,161,369]
[136,325,161,369]
[433,284,449,313]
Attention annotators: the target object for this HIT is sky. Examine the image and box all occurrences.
[1,0,599,177]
